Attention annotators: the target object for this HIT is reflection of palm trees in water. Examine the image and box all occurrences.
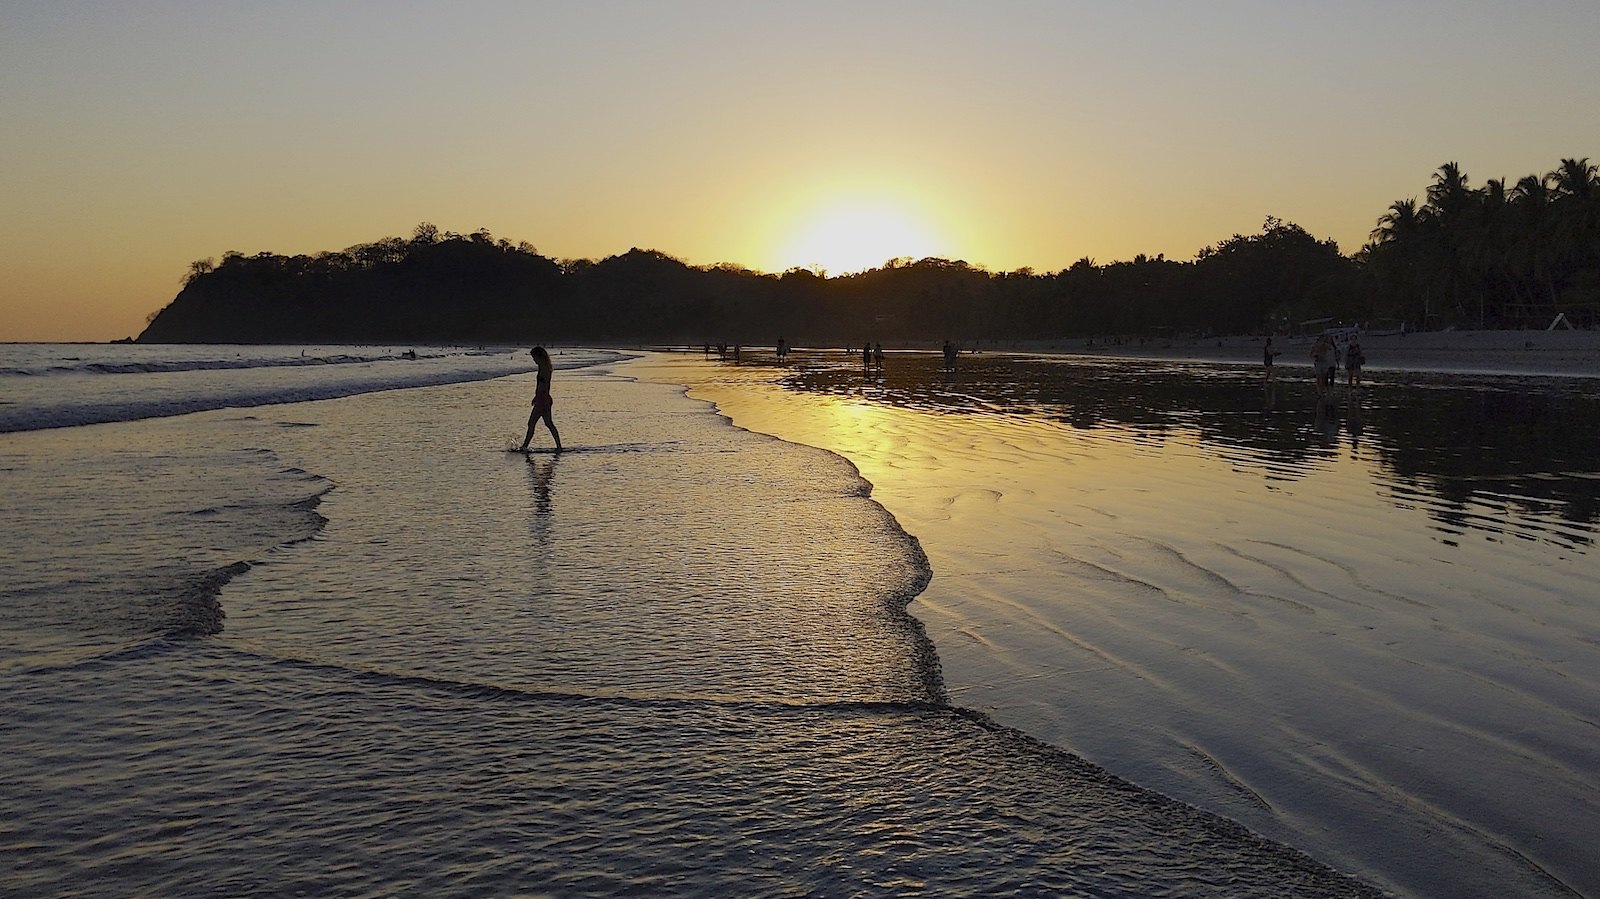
[525,453,559,551]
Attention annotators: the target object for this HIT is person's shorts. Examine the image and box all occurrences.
[532,395,553,415]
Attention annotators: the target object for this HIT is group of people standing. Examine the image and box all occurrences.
[1264,333,1364,394]
[862,342,885,371]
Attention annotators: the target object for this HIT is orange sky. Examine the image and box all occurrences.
[3,2,1596,341]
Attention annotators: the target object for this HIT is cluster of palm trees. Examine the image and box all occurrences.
[1363,158,1600,329]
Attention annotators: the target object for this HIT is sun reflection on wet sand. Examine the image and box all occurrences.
[642,350,1600,899]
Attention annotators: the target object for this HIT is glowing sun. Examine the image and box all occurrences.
[778,199,944,275]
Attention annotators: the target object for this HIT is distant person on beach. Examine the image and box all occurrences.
[1311,333,1336,396]
[943,340,958,371]
[862,342,872,370]
[1263,337,1281,382]
[874,343,885,371]
[519,346,563,453]
[1345,339,1366,388]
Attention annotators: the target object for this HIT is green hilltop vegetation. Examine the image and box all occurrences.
[139,159,1600,344]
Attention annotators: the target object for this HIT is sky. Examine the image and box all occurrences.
[2,1,1597,342]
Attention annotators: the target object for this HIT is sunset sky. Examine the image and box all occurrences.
[3,1,1597,342]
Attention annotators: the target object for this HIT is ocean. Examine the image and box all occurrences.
[1,343,1375,898]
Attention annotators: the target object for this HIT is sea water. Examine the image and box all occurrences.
[0,344,1375,897]
[653,349,1600,899]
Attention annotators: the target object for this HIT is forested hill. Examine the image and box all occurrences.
[138,160,1600,344]
[137,220,1359,344]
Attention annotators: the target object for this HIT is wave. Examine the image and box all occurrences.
[0,348,630,433]
[1,453,331,676]
[0,346,491,379]
[0,365,520,432]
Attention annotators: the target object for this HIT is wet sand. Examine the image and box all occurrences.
[638,348,1600,899]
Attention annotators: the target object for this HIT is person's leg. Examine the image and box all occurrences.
[542,410,562,451]
[519,410,538,451]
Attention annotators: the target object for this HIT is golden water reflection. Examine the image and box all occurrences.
[762,351,1600,551]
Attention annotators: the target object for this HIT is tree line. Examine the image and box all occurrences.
[138,158,1597,345]
[1363,158,1599,330]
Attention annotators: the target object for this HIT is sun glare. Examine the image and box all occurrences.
[778,199,944,276]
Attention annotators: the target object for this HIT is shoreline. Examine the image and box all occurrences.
[659,329,1600,378]
[997,328,1600,378]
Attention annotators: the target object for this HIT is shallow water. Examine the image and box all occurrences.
[0,347,1377,897]
[0,343,544,432]
[651,349,1600,899]
[220,368,938,706]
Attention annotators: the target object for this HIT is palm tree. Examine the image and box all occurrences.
[1366,198,1439,327]
[1422,162,1485,324]
[1511,174,1559,312]
[1547,158,1599,274]
[1369,198,1424,245]
[1549,157,1598,200]
[1426,162,1473,225]
[1466,178,1521,324]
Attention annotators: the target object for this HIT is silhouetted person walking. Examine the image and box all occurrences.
[520,345,563,452]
